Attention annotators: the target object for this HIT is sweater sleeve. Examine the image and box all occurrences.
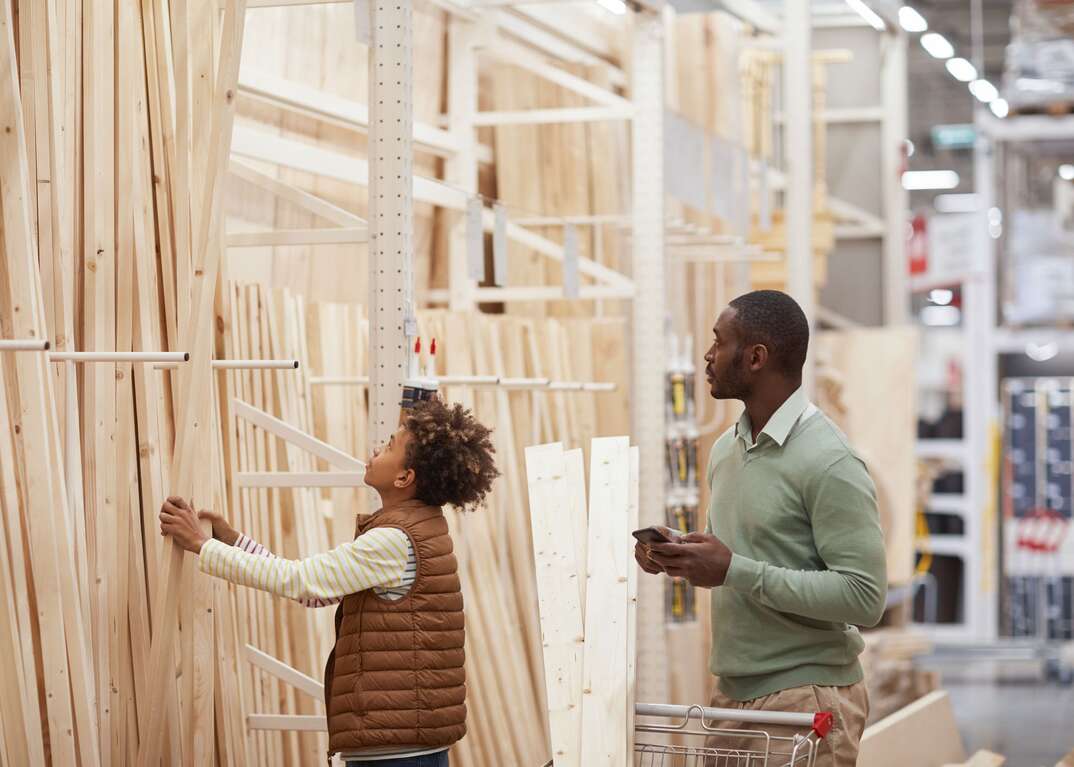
[723,454,888,627]
[198,527,411,605]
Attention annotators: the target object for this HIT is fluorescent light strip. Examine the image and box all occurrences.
[920,32,954,59]
[898,6,927,32]
[902,170,959,190]
[845,0,886,30]
[945,57,977,82]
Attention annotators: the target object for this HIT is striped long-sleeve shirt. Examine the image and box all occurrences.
[198,527,417,605]
[199,529,436,763]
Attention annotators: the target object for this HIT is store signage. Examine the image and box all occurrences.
[931,124,977,150]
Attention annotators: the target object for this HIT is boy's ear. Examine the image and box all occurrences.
[394,467,416,489]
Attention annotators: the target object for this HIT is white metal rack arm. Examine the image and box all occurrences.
[0,339,50,350]
[154,359,300,370]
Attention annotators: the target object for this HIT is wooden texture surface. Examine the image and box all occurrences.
[859,691,966,767]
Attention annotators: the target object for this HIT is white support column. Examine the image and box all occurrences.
[881,30,909,325]
[783,0,814,392]
[368,0,414,445]
[631,11,668,706]
[965,127,999,641]
[447,17,478,310]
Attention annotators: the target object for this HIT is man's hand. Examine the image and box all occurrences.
[646,531,733,588]
[159,497,210,554]
[198,508,239,546]
[634,542,666,575]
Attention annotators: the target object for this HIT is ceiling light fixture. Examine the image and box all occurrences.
[990,98,1009,118]
[920,32,954,59]
[945,57,977,82]
[1059,164,1074,181]
[970,79,999,103]
[898,6,928,32]
[902,170,960,190]
[845,0,886,30]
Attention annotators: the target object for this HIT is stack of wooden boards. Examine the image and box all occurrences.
[0,0,252,763]
[525,438,640,767]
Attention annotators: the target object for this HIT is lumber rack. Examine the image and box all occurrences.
[1,346,301,372]
[307,375,616,391]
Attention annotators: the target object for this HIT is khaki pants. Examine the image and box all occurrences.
[703,681,869,767]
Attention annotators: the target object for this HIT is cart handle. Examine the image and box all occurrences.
[635,702,833,737]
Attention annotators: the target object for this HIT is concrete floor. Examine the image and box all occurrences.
[945,679,1074,766]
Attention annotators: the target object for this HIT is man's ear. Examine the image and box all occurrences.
[394,467,416,489]
[748,343,769,372]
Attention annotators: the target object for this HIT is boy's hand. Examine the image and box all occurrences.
[159,497,210,554]
[198,508,239,546]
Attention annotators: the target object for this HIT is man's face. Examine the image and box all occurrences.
[364,426,413,492]
[703,307,752,400]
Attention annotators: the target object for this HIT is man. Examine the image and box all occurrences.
[637,290,887,766]
[161,398,500,767]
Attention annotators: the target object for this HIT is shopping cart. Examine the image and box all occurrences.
[541,702,833,767]
[634,703,833,766]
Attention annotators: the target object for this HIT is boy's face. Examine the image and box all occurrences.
[364,425,415,494]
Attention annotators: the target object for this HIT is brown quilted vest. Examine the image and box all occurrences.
[323,499,467,755]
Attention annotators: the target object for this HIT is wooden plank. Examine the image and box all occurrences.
[139,2,248,764]
[858,691,965,767]
[580,435,631,766]
[0,2,99,762]
[245,644,325,700]
[564,447,588,617]
[625,445,639,760]
[0,368,42,767]
[525,442,584,767]
[816,327,918,584]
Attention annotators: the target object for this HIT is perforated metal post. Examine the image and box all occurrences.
[631,11,669,706]
[881,29,909,325]
[368,0,414,445]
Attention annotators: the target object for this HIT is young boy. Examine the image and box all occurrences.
[160,398,500,767]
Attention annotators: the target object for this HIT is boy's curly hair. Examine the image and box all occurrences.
[403,399,500,510]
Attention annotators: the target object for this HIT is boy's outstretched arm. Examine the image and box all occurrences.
[159,497,410,605]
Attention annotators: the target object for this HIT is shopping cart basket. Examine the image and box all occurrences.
[635,703,833,767]
[541,702,833,767]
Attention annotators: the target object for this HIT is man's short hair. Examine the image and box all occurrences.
[728,290,809,378]
[403,399,500,510]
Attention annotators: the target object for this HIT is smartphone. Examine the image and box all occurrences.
[631,525,680,546]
